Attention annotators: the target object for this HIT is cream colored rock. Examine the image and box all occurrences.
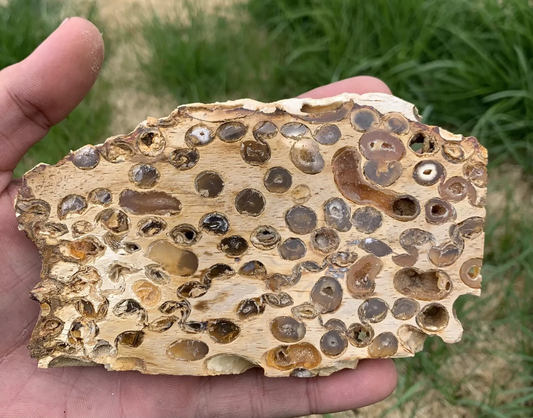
[15,93,487,377]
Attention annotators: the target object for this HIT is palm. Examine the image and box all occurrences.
[0,18,396,418]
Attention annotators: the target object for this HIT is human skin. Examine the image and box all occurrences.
[0,17,396,418]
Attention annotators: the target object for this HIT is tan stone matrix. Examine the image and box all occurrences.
[15,93,488,377]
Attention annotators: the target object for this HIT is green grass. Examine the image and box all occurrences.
[0,0,113,177]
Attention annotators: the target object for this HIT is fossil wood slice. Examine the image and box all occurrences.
[15,93,488,377]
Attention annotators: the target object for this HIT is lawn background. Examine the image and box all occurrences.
[1,0,532,416]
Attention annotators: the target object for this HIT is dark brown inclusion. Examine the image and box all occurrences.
[168,148,199,171]
[332,147,419,221]
[253,121,278,142]
[310,276,343,313]
[119,190,182,216]
[358,298,388,323]
[219,235,249,257]
[424,198,456,225]
[346,255,382,298]
[169,224,200,246]
[320,330,347,357]
[199,212,229,235]
[285,205,318,235]
[278,238,307,260]
[310,227,340,254]
[130,164,160,189]
[314,124,341,145]
[208,319,240,344]
[351,206,382,234]
[240,141,271,165]
[391,298,419,320]
[195,171,225,198]
[264,167,292,194]
[235,189,266,216]
[217,122,247,142]
[324,198,352,232]
[250,225,281,250]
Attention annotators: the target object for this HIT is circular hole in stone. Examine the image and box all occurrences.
[219,235,249,257]
[291,184,312,204]
[368,332,398,358]
[203,264,235,285]
[115,330,144,348]
[217,122,247,143]
[358,298,389,323]
[266,343,321,371]
[138,217,166,236]
[393,268,452,301]
[413,161,445,186]
[460,258,483,288]
[235,188,266,217]
[88,188,112,206]
[351,206,382,234]
[324,197,352,232]
[270,316,306,343]
[346,323,374,347]
[240,141,271,165]
[199,212,229,235]
[144,264,170,285]
[250,225,281,250]
[424,198,455,225]
[391,196,420,220]
[167,339,209,361]
[168,148,200,171]
[442,143,466,163]
[72,145,100,169]
[97,208,130,233]
[130,164,160,189]
[416,303,449,332]
[320,330,347,357]
[253,121,278,142]
[314,124,341,145]
[169,224,200,246]
[285,205,318,235]
[310,227,340,254]
[278,237,307,260]
[208,319,240,344]
[408,132,437,154]
[137,130,165,156]
[236,298,265,320]
[186,125,214,147]
[195,171,225,198]
[351,108,380,131]
[239,260,267,277]
[59,195,87,219]
[310,276,343,313]
[264,166,292,194]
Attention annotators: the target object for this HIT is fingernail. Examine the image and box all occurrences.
[60,17,70,26]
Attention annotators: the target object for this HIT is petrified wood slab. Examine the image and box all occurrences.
[15,93,488,377]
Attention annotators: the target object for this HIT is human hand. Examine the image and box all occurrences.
[0,18,396,417]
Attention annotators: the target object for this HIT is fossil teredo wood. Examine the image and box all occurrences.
[15,93,487,377]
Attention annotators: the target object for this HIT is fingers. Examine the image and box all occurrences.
[0,17,104,176]
[182,360,397,418]
[299,75,391,98]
